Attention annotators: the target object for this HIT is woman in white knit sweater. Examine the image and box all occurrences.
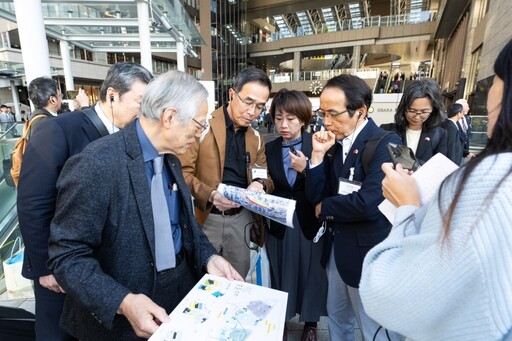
[359,39,512,341]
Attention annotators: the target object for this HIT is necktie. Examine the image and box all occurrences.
[151,156,176,271]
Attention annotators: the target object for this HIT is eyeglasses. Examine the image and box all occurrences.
[314,108,349,120]
[51,93,63,99]
[192,118,209,132]
[406,108,432,117]
[234,91,267,114]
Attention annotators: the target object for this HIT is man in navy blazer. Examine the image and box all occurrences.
[305,75,401,341]
[48,71,242,340]
[17,62,153,341]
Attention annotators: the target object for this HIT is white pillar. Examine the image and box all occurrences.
[293,51,301,81]
[10,80,21,121]
[137,0,153,73]
[13,0,51,84]
[59,39,74,92]
[176,41,185,72]
[352,45,361,69]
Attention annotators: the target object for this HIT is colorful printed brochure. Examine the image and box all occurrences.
[149,274,288,341]
[217,183,296,227]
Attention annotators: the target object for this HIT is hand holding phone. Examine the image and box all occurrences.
[386,143,420,171]
[289,145,300,157]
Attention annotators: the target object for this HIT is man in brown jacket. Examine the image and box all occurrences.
[179,68,273,277]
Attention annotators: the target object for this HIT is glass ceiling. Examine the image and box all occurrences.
[0,0,204,53]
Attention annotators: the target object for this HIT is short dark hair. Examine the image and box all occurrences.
[447,103,463,118]
[99,62,153,102]
[323,74,372,117]
[394,79,444,131]
[28,76,58,108]
[270,89,312,125]
[232,67,271,93]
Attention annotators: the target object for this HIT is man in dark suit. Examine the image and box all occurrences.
[17,62,153,341]
[455,98,474,160]
[305,74,401,341]
[441,103,465,165]
[48,71,242,340]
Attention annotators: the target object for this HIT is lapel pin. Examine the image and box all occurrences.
[425,137,431,141]
[353,149,359,154]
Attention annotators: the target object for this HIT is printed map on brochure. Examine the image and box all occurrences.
[149,274,288,341]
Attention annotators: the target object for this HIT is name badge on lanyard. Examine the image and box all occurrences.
[337,167,361,195]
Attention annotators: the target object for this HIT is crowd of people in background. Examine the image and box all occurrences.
[5,39,512,341]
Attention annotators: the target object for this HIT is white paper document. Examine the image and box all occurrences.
[217,183,296,227]
[149,274,288,341]
[379,153,459,223]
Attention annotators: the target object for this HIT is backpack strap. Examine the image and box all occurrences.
[83,107,109,137]
[25,114,46,139]
[362,130,393,175]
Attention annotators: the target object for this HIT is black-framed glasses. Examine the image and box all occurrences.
[234,90,267,114]
[192,118,209,132]
[406,108,432,117]
[50,93,63,100]
[314,108,349,120]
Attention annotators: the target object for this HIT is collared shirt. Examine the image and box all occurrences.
[136,119,182,253]
[95,103,119,134]
[222,105,248,188]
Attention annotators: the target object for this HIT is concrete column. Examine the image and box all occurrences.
[177,40,185,72]
[10,79,21,120]
[352,45,361,69]
[14,0,51,85]
[59,39,74,91]
[199,0,212,80]
[137,0,153,73]
[293,51,301,81]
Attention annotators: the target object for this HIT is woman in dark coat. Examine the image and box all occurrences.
[381,79,448,164]
[265,89,327,341]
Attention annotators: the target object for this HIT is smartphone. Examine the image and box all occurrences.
[289,146,300,157]
[386,143,420,171]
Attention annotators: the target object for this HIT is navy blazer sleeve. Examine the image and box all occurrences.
[17,118,70,278]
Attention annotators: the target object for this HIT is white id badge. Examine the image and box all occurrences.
[338,178,362,195]
[251,166,268,180]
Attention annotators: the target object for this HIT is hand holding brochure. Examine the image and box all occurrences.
[379,153,459,223]
[149,274,288,341]
[217,183,296,227]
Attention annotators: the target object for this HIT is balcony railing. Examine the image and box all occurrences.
[250,11,437,44]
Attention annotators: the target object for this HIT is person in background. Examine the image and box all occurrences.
[381,79,448,164]
[360,39,512,341]
[265,89,327,341]
[17,62,153,341]
[455,98,475,161]
[26,77,63,132]
[441,103,465,165]
[179,67,274,278]
[48,70,242,340]
[305,74,402,341]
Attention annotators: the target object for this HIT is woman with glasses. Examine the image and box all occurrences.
[381,79,448,164]
[265,89,327,341]
[360,39,512,341]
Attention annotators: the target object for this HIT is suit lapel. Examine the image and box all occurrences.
[124,123,156,258]
[210,107,227,169]
[416,130,432,160]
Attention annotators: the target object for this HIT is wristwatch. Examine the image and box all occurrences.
[252,178,267,192]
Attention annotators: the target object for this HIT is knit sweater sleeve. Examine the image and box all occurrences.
[359,153,512,341]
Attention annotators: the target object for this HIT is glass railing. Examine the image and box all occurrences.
[250,11,437,44]
[469,115,488,151]
[270,68,380,83]
[0,122,23,294]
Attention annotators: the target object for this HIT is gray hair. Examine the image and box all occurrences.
[99,62,153,102]
[141,70,208,124]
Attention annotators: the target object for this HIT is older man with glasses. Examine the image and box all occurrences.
[179,67,274,278]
